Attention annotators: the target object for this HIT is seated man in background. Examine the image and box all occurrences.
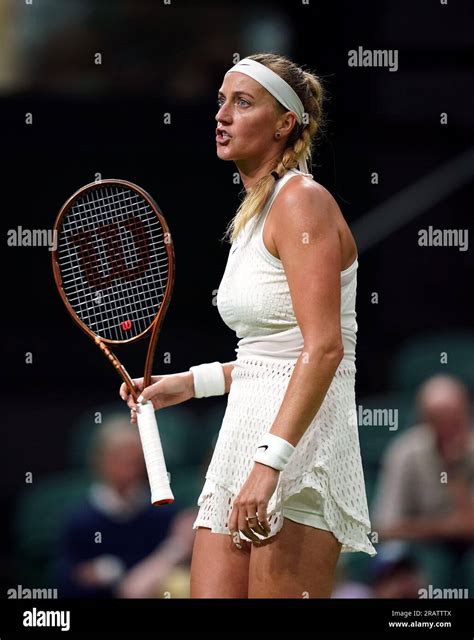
[371,374,474,592]
[55,416,196,598]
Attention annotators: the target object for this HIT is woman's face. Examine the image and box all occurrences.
[215,71,288,170]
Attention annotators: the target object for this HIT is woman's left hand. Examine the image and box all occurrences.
[228,462,279,546]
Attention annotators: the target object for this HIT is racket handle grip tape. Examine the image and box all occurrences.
[135,401,174,505]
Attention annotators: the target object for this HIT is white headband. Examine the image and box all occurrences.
[226,57,305,123]
[225,57,311,175]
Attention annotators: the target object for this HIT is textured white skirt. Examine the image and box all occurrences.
[192,328,377,557]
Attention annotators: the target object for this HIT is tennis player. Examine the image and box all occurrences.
[121,53,377,598]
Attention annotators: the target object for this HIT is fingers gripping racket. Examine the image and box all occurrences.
[52,179,174,505]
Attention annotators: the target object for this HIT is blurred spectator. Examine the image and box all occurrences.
[331,563,374,599]
[55,416,196,598]
[368,542,425,599]
[371,375,474,591]
[333,541,425,599]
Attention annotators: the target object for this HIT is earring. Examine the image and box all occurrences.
[275,131,281,139]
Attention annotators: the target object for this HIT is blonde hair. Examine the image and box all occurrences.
[222,53,326,244]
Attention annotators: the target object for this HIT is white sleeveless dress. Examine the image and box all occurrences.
[192,168,377,556]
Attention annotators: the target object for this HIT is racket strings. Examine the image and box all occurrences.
[74,187,167,335]
[69,189,156,335]
[63,188,165,339]
[57,185,169,341]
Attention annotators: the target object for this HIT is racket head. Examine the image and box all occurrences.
[52,179,175,346]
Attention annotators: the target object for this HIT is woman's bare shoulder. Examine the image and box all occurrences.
[273,175,335,224]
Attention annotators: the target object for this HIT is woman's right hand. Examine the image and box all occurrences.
[119,371,195,424]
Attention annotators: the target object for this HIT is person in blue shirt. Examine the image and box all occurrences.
[55,416,194,598]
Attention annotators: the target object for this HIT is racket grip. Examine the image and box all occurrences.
[135,401,174,506]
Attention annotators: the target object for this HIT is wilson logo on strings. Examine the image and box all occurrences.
[69,217,150,288]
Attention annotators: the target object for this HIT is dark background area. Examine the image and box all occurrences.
[1,0,473,593]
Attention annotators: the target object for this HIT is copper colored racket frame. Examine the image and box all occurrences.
[52,179,175,402]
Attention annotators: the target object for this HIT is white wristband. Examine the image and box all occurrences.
[189,361,226,398]
[253,432,295,471]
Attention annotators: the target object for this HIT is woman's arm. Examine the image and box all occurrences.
[264,179,345,447]
[187,360,236,396]
[269,346,343,447]
[120,361,237,424]
[222,360,237,393]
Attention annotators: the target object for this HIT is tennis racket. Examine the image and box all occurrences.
[52,179,175,505]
